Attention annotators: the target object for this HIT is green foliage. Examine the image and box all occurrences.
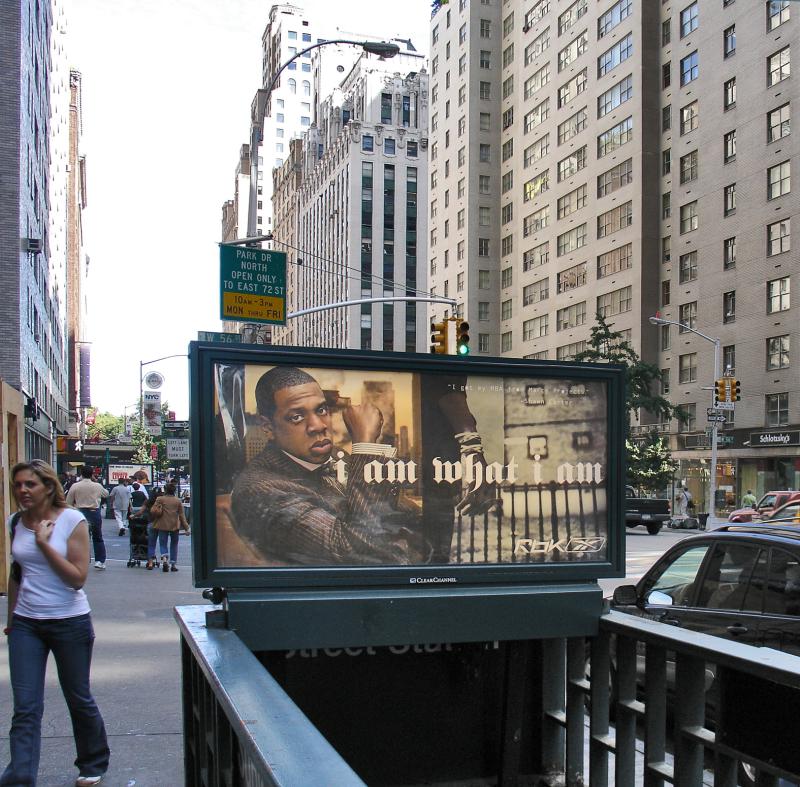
[87,412,124,442]
[130,399,172,473]
[625,434,678,495]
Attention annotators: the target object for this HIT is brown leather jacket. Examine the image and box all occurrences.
[149,495,189,532]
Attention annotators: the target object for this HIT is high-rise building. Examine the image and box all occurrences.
[427,0,799,506]
[0,0,75,460]
[273,47,429,351]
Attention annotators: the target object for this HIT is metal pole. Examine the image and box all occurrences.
[139,360,143,429]
[709,339,721,524]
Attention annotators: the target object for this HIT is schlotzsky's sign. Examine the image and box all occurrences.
[750,430,800,447]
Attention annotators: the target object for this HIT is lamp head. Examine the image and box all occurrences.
[362,41,401,58]
[649,316,668,326]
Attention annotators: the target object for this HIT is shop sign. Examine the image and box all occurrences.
[750,430,800,447]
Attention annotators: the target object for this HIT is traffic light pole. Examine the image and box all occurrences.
[709,338,720,523]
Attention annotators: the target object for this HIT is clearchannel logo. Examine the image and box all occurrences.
[409,576,458,584]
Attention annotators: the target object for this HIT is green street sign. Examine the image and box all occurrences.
[197,331,242,344]
[219,245,287,325]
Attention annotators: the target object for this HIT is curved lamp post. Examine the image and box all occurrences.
[649,315,720,520]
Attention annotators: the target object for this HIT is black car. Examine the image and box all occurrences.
[612,524,800,655]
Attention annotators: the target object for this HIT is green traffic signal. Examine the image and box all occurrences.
[456,320,470,356]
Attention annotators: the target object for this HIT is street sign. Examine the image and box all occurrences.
[198,331,243,344]
[707,407,723,416]
[707,414,726,423]
[144,372,164,389]
[219,245,287,325]
[716,401,735,411]
[166,438,190,461]
[163,420,189,431]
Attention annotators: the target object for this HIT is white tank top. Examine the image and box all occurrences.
[11,508,91,619]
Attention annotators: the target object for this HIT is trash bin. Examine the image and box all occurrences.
[698,513,709,529]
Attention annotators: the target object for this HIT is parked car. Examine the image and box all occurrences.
[728,490,800,523]
[625,485,671,535]
[610,524,800,785]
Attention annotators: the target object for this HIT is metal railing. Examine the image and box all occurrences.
[177,604,800,786]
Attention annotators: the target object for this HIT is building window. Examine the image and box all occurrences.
[479,144,491,162]
[662,236,671,263]
[501,267,513,289]
[768,219,791,257]
[661,324,671,351]
[524,99,550,133]
[478,238,490,257]
[724,131,736,163]
[503,44,514,68]
[724,183,736,216]
[679,353,698,384]
[362,135,374,152]
[680,101,699,134]
[679,251,697,283]
[523,171,549,201]
[457,272,465,293]
[662,19,671,46]
[680,51,699,86]
[523,278,550,306]
[479,112,491,132]
[557,224,587,255]
[557,69,588,108]
[768,161,791,199]
[524,206,550,236]
[598,0,632,39]
[724,236,736,269]
[501,332,513,353]
[523,315,549,341]
[558,30,588,72]
[663,63,671,89]
[723,291,736,323]
[557,341,588,361]
[407,140,418,157]
[766,393,789,427]
[767,277,791,313]
[597,285,632,318]
[680,201,698,234]
[597,244,632,278]
[768,47,791,86]
[524,64,551,100]
[557,146,587,181]
[525,134,550,167]
[723,25,736,58]
[680,150,698,184]
[597,74,632,118]
[768,103,791,143]
[557,262,587,293]
[558,183,587,218]
[661,280,671,307]
[479,334,490,353]
[661,369,671,396]
[597,202,632,238]
[680,2,698,37]
[559,0,588,36]
[597,33,633,78]
[767,335,790,370]
[384,138,396,154]
[723,345,736,376]
[662,149,671,176]
[679,301,697,331]
[501,299,513,321]
[597,116,633,157]
[480,19,491,38]
[479,175,491,195]
[478,302,490,321]
[768,0,791,31]
[662,106,671,132]
[502,107,514,130]
[556,302,587,330]
[525,28,551,66]
[480,81,491,100]
[524,242,549,271]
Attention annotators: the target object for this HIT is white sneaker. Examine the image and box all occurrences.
[94,561,106,570]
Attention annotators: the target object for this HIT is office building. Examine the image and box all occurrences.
[427,0,798,506]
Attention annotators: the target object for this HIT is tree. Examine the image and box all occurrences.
[574,314,687,428]
[87,412,124,442]
[130,400,172,474]
[574,314,686,491]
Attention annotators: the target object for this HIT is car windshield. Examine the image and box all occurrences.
[759,494,777,508]
[645,545,709,606]
[769,503,800,521]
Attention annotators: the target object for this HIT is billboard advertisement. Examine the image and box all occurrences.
[108,463,154,485]
[190,345,625,588]
[143,391,162,436]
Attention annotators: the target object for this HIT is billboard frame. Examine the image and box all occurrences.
[189,342,626,593]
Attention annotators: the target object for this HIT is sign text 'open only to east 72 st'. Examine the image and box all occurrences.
[219,245,287,325]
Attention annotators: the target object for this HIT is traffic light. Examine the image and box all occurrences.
[733,379,741,401]
[714,379,728,405]
[430,320,449,354]
[456,319,470,356]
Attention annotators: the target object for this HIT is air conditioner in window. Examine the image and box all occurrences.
[24,238,42,253]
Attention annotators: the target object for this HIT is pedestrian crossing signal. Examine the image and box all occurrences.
[456,319,470,356]
[430,321,448,354]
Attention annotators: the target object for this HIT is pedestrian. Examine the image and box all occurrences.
[128,482,148,524]
[146,483,189,572]
[144,487,164,570]
[107,480,132,537]
[2,459,109,787]
[65,466,109,570]
[741,489,758,508]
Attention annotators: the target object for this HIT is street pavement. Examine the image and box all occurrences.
[0,514,729,785]
[0,518,204,786]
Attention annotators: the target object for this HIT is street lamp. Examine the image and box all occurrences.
[246,38,401,237]
[139,354,187,428]
[649,315,721,520]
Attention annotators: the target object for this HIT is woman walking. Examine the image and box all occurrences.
[146,483,189,572]
[2,460,109,786]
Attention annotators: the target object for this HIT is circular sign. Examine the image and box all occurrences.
[144,372,164,389]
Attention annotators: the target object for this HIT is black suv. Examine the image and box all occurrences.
[612,524,800,655]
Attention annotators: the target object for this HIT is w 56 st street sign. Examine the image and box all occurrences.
[219,245,286,325]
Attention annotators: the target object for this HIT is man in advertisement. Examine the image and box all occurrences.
[231,367,426,566]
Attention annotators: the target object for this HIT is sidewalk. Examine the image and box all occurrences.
[0,519,204,786]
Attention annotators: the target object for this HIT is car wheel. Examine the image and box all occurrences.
[646,522,662,535]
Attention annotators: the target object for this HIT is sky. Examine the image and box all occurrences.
[68,0,431,419]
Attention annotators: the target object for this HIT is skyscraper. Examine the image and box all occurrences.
[427,0,799,507]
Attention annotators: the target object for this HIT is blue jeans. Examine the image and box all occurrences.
[79,508,105,564]
[158,530,179,564]
[1,614,109,785]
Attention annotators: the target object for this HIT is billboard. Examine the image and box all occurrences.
[143,391,162,436]
[108,463,154,485]
[190,345,625,589]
